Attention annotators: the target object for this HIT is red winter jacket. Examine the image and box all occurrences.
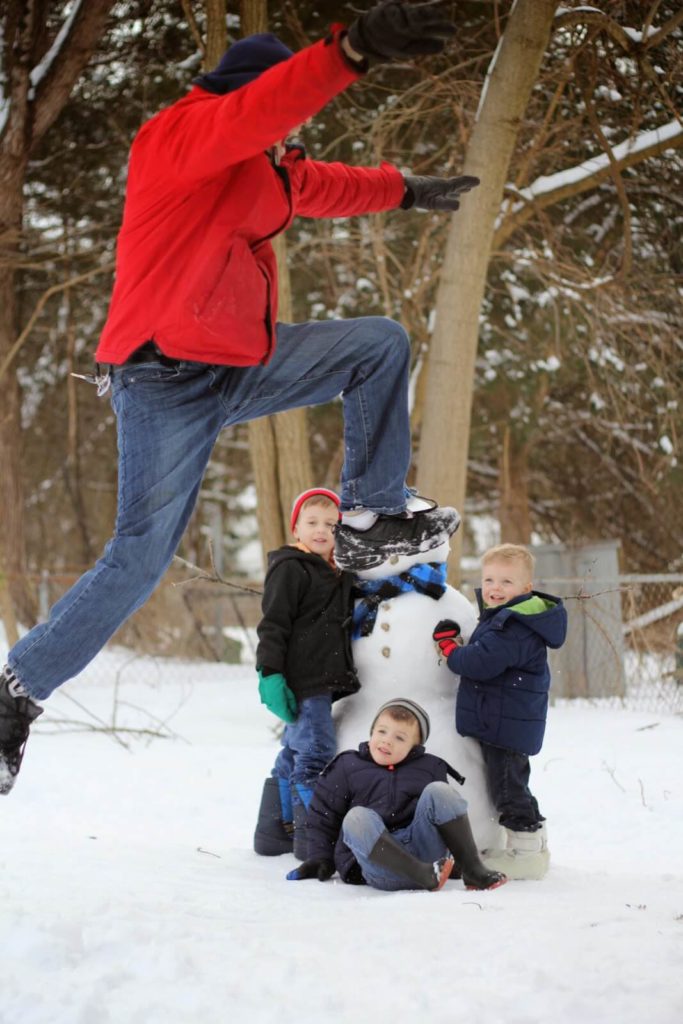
[95,36,406,366]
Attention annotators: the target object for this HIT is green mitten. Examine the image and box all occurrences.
[257,668,297,723]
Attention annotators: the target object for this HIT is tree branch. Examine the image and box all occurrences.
[0,260,114,384]
[494,121,683,247]
[31,0,117,150]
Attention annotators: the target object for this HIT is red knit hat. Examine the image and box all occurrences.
[290,488,341,532]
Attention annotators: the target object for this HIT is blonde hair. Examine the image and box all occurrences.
[481,543,535,579]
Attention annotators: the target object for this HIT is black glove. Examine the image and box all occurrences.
[347,1,456,64]
[287,858,336,882]
[401,174,480,211]
[433,619,462,657]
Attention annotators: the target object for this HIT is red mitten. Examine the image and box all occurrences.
[433,619,462,657]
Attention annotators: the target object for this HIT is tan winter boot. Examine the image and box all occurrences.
[482,825,550,880]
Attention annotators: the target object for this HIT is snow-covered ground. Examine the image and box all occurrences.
[2,657,682,1024]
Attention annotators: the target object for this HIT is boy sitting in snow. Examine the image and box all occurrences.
[253,488,359,860]
[432,543,567,879]
[287,698,506,892]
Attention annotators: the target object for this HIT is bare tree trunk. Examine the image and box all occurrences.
[416,0,557,583]
[0,204,34,624]
[64,283,95,564]
[204,0,227,68]
[239,0,313,558]
[248,234,313,555]
[498,426,532,544]
[239,0,267,35]
[0,0,115,633]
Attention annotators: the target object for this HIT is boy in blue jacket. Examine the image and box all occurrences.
[433,544,567,880]
[287,698,506,892]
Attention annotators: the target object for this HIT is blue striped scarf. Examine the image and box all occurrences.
[352,562,448,639]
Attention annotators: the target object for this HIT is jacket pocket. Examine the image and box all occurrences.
[192,236,269,337]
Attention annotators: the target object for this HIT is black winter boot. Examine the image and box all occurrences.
[335,506,460,572]
[368,831,453,891]
[0,669,44,795]
[253,778,294,856]
[291,784,315,861]
[437,815,507,890]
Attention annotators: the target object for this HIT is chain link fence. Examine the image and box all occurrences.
[4,568,682,715]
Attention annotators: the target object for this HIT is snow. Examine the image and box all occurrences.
[1,652,682,1024]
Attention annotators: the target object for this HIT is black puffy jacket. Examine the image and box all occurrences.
[256,546,359,700]
[306,742,464,883]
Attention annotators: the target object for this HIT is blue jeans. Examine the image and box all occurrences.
[480,742,544,831]
[342,782,468,891]
[8,317,411,699]
[272,694,336,790]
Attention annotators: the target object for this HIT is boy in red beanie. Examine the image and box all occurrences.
[253,488,359,860]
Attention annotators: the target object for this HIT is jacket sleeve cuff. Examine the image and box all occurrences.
[325,24,369,75]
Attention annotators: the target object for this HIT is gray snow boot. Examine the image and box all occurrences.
[437,814,507,890]
[0,669,44,795]
[368,831,454,891]
[253,778,294,856]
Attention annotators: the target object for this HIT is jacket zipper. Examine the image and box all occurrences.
[255,159,293,364]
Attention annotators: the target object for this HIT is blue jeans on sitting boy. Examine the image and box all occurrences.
[342,781,468,891]
[480,742,544,831]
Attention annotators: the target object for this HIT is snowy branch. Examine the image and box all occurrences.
[554,6,683,53]
[30,0,116,150]
[495,120,683,247]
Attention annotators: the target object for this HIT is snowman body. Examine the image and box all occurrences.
[334,540,502,850]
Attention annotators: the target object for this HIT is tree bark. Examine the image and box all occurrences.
[416,0,557,583]
[240,0,313,559]
[204,0,227,68]
[498,426,532,544]
[0,1,115,628]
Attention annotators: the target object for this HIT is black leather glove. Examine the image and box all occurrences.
[347,2,456,64]
[401,174,481,211]
[433,619,462,657]
[286,858,336,881]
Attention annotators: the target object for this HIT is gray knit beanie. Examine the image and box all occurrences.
[371,698,430,744]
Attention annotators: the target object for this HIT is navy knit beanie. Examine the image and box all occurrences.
[193,33,294,95]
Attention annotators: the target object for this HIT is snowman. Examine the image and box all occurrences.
[334,507,503,853]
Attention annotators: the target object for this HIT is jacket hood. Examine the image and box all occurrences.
[193,33,294,95]
[476,588,567,649]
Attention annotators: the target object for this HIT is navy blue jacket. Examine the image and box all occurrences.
[448,590,567,756]
[306,743,462,883]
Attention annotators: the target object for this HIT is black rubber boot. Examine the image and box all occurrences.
[368,831,453,891]
[437,815,507,890]
[292,799,308,861]
[253,778,293,856]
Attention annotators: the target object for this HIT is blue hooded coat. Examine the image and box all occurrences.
[447,590,567,756]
